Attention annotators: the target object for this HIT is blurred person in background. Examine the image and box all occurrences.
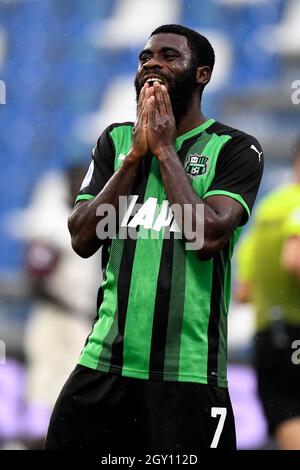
[236,139,300,450]
[45,24,263,452]
[8,164,100,449]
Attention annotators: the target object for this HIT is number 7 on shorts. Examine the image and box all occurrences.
[210,407,227,448]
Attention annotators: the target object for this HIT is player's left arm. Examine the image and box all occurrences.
[147,82,264,260]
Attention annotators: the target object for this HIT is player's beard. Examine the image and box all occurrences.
[134,64,199,126]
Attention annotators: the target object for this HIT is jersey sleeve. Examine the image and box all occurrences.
[204,134,264,225]
[75,126,115,204]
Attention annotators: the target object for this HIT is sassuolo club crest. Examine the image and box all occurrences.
[184,154,209,177]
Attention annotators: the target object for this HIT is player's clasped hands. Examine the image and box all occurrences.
[132,81,177,159]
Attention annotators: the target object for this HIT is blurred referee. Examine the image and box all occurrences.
[236,140,300,449]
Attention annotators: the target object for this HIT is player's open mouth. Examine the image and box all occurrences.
[144,76,166,87]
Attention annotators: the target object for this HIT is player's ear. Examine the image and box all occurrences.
[196,66,211,86]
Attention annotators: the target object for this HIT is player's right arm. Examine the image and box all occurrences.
[68,84,149,258]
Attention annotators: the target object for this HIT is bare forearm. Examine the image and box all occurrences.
[68,152,140,257]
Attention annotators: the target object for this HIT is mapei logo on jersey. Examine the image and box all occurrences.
[184,154,209,177]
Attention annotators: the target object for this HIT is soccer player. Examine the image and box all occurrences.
[236,141,300,450]
[45,24,263,452]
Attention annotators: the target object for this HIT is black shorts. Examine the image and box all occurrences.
[255,326,300,434]
[45,364,236,452]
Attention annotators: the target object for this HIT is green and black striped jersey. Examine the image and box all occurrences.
[75,118,263,387]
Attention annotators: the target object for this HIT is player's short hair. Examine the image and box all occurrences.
[150,24,215,72]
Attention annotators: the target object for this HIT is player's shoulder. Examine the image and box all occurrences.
[104,121,134,135]
[95,122,134,150]
[210,120,262,149]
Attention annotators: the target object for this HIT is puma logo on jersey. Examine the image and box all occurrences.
[250,144,263,162]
